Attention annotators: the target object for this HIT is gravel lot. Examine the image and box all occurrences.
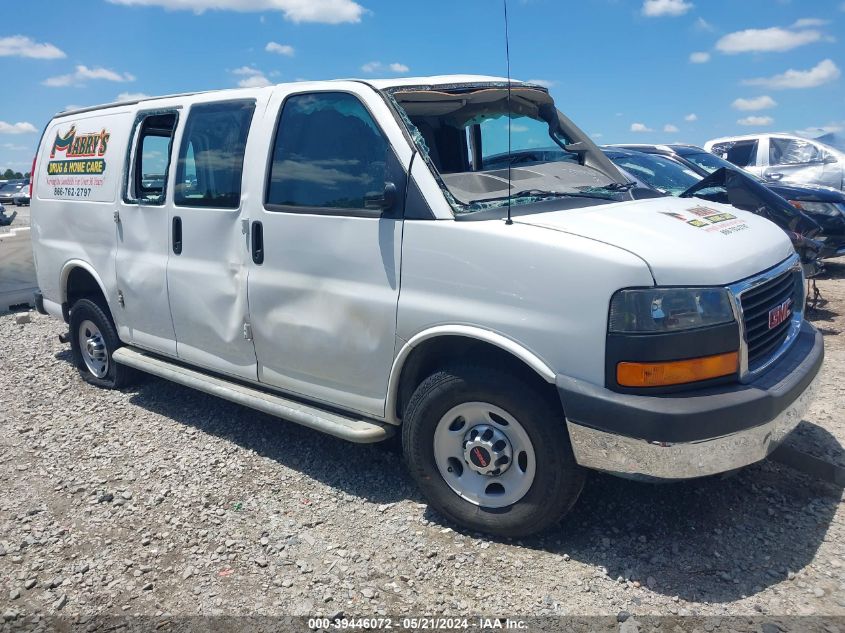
[1,258,844,627]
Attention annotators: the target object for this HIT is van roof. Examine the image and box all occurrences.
[51,74,525,120]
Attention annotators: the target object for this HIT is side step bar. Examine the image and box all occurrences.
[112,347,394,444]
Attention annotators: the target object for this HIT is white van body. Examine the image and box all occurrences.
[31,76,823,536]
[704,133,845,191]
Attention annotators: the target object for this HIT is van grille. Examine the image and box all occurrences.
[740,268,800,368]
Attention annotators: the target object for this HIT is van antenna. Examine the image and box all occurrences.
[503,0,513,225]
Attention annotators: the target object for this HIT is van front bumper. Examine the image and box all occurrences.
[558,322,823,480]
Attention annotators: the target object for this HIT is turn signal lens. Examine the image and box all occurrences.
[617,351,739,388]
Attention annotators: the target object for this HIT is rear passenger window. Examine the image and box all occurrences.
[265,92,388,212]
[769,138,822,166]
[126,112,178,205]
[712,140,758,168]
[175,100,255,209]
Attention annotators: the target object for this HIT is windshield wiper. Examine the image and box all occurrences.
[467,189,594,205]
[579,181,638,192]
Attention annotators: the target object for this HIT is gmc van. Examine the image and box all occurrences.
[31,75,823,537]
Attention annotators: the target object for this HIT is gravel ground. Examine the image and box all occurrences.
[0,259,844,627]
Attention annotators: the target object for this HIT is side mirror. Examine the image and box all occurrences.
[364,181,397,212]
[823,154,838,165]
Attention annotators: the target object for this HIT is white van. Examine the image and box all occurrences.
[31,75,823,537]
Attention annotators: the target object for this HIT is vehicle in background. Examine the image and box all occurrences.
[704,134,845,191]
[12,187,30,206]
[616,144,845,259]
[602,147,823,274]
[0,181,27,203]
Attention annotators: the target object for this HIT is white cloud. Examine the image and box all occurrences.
[232,66,263,76]
[3,143,30,151]
[231,67,272,87]
[238,75,272,87]
[0,35,65,59]
[689,51,710,63]
[527,79,556,88]
[0,121,38,135]
[641,0,692,17]
[716,27,823,54]
[630,123,653,133]
[731,95,777,111]
[792,18,829,28]
[694,17,714,31]
[361,61,408,74]
[743,59,840,90]
[794,122,844,137]
[116,92,151,101]
[107,0,366,23]
[684,113,698,122]
[266,42,294,56]
[737,115,774,126]
[44,65,135,87]
[663,124,679,133]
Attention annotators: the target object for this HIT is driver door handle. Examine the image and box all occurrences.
[251,221,264,265]
[172,216,182,255]
[765,172,784,181]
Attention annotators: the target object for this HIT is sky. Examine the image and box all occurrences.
[1,0,844,173]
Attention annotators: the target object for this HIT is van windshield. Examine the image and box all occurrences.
[389,86,626,213]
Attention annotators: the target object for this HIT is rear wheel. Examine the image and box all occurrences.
[69,298,135,389]
[402,365,585,537]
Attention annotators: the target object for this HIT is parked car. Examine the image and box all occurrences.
[601,146,823,274]
[12,187,30,206]
[704,134,845,191]
[0,181,26,203]
[616,144,845,258]
[31,75,822,537]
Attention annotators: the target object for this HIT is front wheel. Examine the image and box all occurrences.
[69,298,135,389]
[402,365,585,537]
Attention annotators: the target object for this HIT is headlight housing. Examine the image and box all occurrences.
[609,287,735,333]
[789,200,845,217]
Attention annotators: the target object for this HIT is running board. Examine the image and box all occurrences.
[112,347,394,443]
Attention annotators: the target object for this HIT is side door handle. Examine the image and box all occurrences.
[765,171,784,181]
[251,221,264,265]
[172,216,182,255]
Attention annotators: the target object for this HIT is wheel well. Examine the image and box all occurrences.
[395,336,561,421]
[64,267,109,321]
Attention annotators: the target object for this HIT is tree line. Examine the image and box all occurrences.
[2,169,31,179]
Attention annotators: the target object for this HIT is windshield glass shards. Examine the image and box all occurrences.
[387,85,627,214]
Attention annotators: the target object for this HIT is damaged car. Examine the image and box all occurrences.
[31,75,823,537]
[704,134,845,191]
[616,143,845,259]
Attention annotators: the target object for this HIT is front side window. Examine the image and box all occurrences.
[175,100,255,208]
[266,92,388,211]
[769,137,822,166]
[712,139,758,168]
[127,112,177,205]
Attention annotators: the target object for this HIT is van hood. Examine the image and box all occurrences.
[513,196,795,286]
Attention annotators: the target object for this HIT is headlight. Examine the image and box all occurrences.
[609,287,735,333]
[789,200,845,217]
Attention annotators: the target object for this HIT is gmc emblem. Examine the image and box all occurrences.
[768,298,793,330]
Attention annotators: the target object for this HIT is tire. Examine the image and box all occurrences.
[69,298,135,389]
[402,364,585,538]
